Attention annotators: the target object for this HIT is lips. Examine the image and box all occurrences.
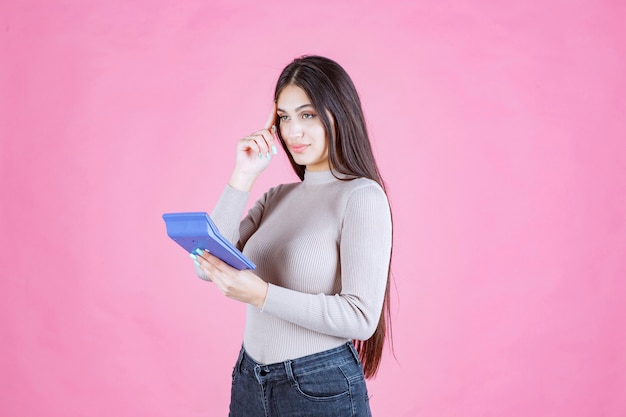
[289,144,309,153]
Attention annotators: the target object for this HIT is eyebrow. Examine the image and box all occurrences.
[276,104,314,113]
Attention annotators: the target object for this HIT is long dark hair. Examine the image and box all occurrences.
[273,55,393,378]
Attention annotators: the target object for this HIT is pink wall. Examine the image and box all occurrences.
[2,0,625,416]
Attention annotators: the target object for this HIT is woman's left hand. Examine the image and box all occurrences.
[192,249,269,309]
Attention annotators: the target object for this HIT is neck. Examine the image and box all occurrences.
[303,170,337,185]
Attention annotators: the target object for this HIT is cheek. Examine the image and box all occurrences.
[314,124,328,148]
[278,122,288,137]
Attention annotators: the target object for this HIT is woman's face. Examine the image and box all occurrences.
[276,84,330,172]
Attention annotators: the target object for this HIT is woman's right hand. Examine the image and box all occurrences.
[228,104,278,191]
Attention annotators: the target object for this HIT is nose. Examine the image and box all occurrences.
[284,120,304,140]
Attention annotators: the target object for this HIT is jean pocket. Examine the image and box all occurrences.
[291,364,351,401]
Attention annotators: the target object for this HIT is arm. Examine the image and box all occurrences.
[194,183,271,281]
[261,184,392,340]
[194,105,277,281]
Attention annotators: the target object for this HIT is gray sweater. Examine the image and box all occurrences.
[203,169,392,364]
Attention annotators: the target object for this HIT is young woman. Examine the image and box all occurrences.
[191,55,393,417]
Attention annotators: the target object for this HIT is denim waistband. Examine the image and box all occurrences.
[235,342,362,383]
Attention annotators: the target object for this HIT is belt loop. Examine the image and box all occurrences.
[284,360,297,386]
[347,341,362,365]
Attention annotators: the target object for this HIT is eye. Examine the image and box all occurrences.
[302,113,316,120]
[279,115,289,121]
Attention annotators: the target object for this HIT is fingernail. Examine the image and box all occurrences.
[266,152,271,159]
[190,253,197,260]
[258,152,262,159]
[272,125,276,134]
[194,260,200,267]
[195,248,204,255]
[271,145,277,154]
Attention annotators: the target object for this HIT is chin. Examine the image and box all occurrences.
[292,157,310,166]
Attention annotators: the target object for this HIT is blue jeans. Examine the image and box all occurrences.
[229,342,372,417]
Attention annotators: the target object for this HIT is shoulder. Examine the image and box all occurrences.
[339,178,392,234]
[342,177,388,203]
[259,181,300,203]
[268,181,300,195]
[339,177,390,218]
[346,177,384,191]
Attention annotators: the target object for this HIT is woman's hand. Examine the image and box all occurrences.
[229,104,278,191]
[191,249,269,309]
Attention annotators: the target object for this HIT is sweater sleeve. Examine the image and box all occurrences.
[194,184,264,280]
[261,183,392,340]
[210,185,251,245]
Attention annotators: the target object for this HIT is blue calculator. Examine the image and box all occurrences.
[162,212,255,270]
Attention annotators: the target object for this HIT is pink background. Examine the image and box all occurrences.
[2,0,625,416]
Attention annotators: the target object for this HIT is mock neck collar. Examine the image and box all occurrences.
[302,169,352,185]
[302,169,346,185]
